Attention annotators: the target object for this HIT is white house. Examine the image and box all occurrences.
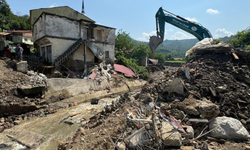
[30,6,116,71]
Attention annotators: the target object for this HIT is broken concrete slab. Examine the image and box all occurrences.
[16,61,28,73]
[6,129,45,149]
[161,121,182,147]
[209,116,250,140]
[17,84,46,95]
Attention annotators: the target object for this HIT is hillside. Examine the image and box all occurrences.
[134,35,234,58]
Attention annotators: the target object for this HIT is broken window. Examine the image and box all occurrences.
[105,51,109,59]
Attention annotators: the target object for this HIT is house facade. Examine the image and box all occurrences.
[30,6,116,71]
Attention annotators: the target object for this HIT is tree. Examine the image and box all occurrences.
[132,44,151,65]
[152,53,166,65]
[0,0,31,30]
[228,29,250,49]
[0,0,10,16]
[115,29,134,51]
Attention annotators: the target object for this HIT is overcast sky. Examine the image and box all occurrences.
[6,0,250,41]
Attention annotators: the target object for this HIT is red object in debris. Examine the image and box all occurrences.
[114,64,136,77]
[89,69,98,79]
[148,58,158,65]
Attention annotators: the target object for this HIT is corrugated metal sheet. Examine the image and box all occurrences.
[114,64,136,77]
[0,32,10,36]
[148,58,158,65]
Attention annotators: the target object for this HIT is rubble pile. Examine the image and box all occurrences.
[0,59,66,132]
[59,45,250,149]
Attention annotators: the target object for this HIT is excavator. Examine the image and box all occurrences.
[149,7,213,53]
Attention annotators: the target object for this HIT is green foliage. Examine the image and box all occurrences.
[214,38,222,44]
[115,55,149,79]
[246,45,250,51]
[228,29,250,49]
[0,0,30,30]
[115,29,134,51]
[165,54,174,61]
[131,44,151,65]
[151,53,166,65]
[115,30,150,79]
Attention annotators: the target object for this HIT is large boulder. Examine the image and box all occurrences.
[209,116,250,140]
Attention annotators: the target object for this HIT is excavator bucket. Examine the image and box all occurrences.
[149,36,163,53]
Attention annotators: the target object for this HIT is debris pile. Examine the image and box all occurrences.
[59,44,250,149]
[0,59,66,132]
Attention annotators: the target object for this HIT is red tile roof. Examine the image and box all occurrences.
[114,64,136,77]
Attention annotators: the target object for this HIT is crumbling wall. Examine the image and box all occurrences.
[45,15,80,39]
[33,15,45,41]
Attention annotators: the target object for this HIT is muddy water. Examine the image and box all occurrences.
[0,97,118,150]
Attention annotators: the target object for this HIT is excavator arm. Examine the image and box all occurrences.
[149,7,213,53]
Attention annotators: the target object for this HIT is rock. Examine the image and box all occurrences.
[73,102,78,106]
[180,146,195,150]
[209,116,250,140]
[161,121,182,146]
[16,61,28,73]
[216,85,227,93]
[146,102,155,112]
[170,109,185,120]
[245,145,250,150]
[14,120,20,125]
[199,99,220,119]
[0,117,4,123]
[0,126,4,133]
[117,142,126,150]
[178,98,200,116]
[186,126,194,139]
[27,70,35,76]
[165,78,184,95]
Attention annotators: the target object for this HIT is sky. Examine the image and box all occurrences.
[6,0,250,42]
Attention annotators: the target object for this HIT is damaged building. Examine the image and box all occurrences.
[30,6,116,72]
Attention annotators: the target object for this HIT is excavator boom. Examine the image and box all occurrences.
[149,7,212,53]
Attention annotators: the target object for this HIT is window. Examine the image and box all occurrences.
[105,51,109,59]
[97,30,102,41]
[24,38,27,41]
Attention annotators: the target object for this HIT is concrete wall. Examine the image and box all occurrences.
[30,6,94,27]
[46,78,146,99]
[93,28,115,44]
[33,16,45,41]
[46,38,76,63]
[45,15,80,39]
[93,43,115,62]
[63,45,96,71]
